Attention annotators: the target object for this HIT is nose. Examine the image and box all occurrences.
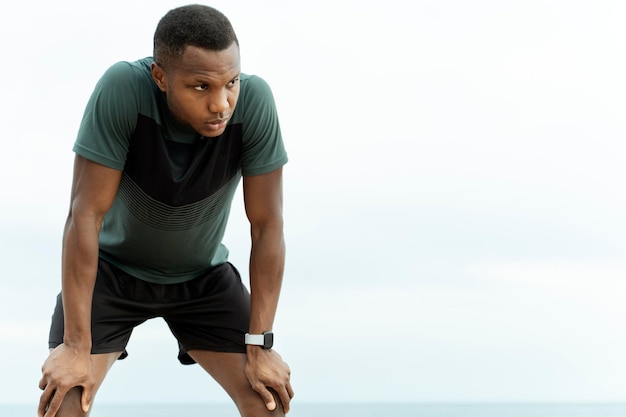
[208,89,229,114]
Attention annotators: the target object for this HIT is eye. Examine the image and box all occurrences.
[228,77,239,87]
[194,83,209,91]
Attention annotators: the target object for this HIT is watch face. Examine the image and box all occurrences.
[263,331,274,349]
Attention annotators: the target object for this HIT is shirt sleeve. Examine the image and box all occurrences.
[240,75,288,176]
[72,61,140,170]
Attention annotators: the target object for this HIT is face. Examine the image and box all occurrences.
[151,42,241,137]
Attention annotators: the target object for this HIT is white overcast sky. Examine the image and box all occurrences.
[1,0,626,406]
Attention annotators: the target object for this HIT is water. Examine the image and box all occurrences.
[4,402,626,417]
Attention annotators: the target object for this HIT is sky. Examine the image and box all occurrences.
[1,0,626,407]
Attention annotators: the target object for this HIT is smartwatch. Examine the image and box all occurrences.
[245,331,274,349]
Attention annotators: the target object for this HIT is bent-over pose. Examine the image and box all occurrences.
[38,5,294,417]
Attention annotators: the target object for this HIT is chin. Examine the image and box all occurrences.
[196,125,226,138]
[201,129,226,138]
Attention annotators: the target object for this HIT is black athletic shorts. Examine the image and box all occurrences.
[48,258,250,365]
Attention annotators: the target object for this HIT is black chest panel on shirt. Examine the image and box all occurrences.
[124,114,243,207]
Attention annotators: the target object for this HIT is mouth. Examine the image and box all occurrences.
[205,117,229,131]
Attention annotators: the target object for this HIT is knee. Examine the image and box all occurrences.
[238,404,285,417]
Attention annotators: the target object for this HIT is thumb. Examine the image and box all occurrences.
[257,386,276,411]
[265,396,277,411]
[81,387,92,413]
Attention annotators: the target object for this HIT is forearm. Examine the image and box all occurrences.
[60,212,102,350]
[240,168,293,410]
[248,223,285,334]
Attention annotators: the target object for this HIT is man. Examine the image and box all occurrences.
[38,4,293,417]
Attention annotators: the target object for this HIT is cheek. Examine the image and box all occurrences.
[165,91,180,112]
[228,89,240,109]
[167,92,198,120]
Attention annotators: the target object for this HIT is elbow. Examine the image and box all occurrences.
[66,201,108,235]
[250,217,284,243]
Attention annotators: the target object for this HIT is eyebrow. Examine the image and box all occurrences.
[189,72,240,85]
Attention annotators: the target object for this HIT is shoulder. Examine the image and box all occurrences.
[86,58,157,118]
[100,58,152,80]
[234,74,278,125]
[239,74,276,105]
[95,58,154,95]
[240,73,271,90]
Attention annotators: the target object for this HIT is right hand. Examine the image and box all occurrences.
[245,347,294,413]
[38,344,95,417]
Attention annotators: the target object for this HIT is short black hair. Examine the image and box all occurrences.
[153,4,239,69]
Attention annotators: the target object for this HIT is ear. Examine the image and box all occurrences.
[151,62,167,92]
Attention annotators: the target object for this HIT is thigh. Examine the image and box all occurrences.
[187,350,283,417]
[163,263,251,364]
[48,259,155,358]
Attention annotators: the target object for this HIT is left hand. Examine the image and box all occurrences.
[245,347,294,413]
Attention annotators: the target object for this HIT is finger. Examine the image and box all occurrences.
[275,386,291,414]
[38,376,47,391]
[37,386,53,417]
[80,386,92,413]
[253,384,276,411]
[44,388,67,417]
[264,393,277,411]
[287,382,295,399]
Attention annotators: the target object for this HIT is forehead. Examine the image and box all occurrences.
[169,43,241,80]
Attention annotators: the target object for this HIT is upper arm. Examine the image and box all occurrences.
[239,76,288,177]
[243,167,284,229]
[69,155,122,221]
[73,61,140,171]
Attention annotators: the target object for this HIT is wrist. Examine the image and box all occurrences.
[245,331,273,350]
[246,344,268,356]
[63,335,92,352]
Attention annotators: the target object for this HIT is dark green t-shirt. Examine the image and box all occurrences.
[73,58,288,284]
